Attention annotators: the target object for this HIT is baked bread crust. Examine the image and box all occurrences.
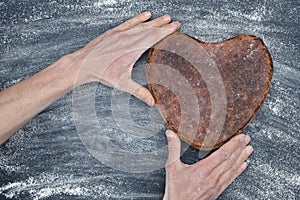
[146,32,273,150]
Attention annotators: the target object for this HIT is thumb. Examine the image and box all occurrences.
[118,79,155,106]
[165,130,182,167]
[133,85,155,106]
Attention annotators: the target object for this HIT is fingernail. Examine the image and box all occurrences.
[166,130,174,139]
[171,21,180,27]
[144,11,151,17]
[241,162,248,170]
[245,135,251,144]
[163,14,171,21]
[146,98,154,106]
[246,146,254,155]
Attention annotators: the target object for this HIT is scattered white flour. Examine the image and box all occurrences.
[0,172,117,199]
[94,0,118,7]
[268,96,284,116]
[254,163,300,199]
[257,126,297,145]
[227,7,266,22]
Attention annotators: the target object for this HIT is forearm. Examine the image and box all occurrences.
[0,55,78,144]
[0,12,179,144]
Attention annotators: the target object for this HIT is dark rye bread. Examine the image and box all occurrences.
[146,32,273,150]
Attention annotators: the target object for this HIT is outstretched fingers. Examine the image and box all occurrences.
[161,21,181,31]
[197,134,249,175]
[218,144,253,188]
[131,21,180,51]
[195,135,253,198]
[209,135,251,178]
[84,12,152,49]
[216,161,249,197]
[211,139,253,197]
[142,14,171,27]
[113,11,152,32]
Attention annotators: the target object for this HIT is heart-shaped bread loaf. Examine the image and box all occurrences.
[146,32,273,150]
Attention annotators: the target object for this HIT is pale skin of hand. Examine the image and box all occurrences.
[163,130,253,200]
[0,12,180,144]
[0,11,253,200]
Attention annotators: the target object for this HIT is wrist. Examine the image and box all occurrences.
[39,54,80,94]
[62,51,102,87]
[54,53,85,89]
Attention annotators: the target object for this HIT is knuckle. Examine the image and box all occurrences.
[116,34,126,42]
[124,20,134,28]
[227,154,236,165]
[230,163,240,173]
[235,164,242,172]
[133,86,143,97]
[197,162,211,177]
[219,149,230,161]
[208,176,220,190]
[138,24,149,31]
[231,161,247,174]
[201,167,211,177]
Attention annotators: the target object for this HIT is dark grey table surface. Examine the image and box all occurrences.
[0,0,299,199]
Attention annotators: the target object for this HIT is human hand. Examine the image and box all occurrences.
[163,130,253,200]
[69,12,180,106]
